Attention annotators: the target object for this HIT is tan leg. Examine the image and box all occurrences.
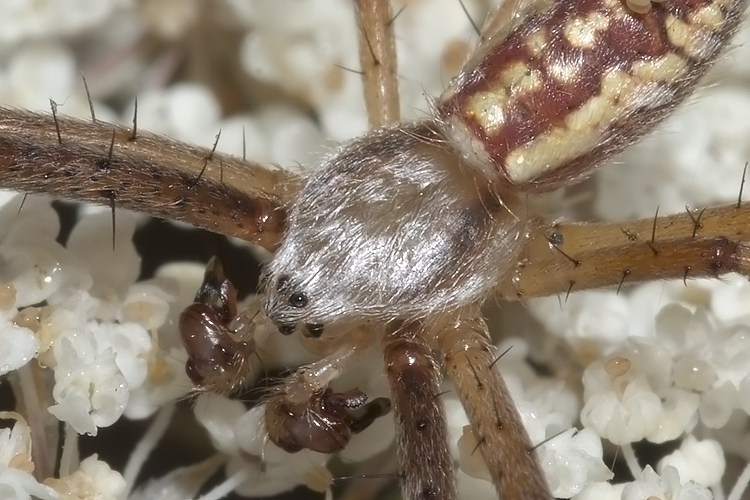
[0,108,295,250]
[436,311,551,500]
[498,203,750,301]
[355,0,400,127]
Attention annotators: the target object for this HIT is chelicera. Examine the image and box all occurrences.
[0,0,749,499]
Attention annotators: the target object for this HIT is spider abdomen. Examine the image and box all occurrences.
[438,0,746,191]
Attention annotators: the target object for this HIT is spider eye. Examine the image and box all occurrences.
[289,292,308,308]
[277,275,290,289]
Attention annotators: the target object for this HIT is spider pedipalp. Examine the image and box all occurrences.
[178,256,258,392]
[265,387,391,454]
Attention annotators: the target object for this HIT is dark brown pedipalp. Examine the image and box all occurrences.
[179,257,256,392]
[265,388,391,454]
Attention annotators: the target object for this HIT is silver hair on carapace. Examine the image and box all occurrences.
[264,122,526,333]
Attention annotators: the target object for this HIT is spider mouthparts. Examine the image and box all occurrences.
[304,323,325,338]
[276,323,296,335]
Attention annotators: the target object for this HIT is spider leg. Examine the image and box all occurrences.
[499,202,750,300]
[0,107,296,250]
[436,310,550,500]
[383,321,458,500]
[355,0,400,127]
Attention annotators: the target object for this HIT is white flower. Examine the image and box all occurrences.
[572,481,625,500]
[48,332,130,436]
[0,412,60,500]
[118,283,173,331]
[128,456,224,500]
[581,338,700,444]
[540,428,613,498]
[658,436,725,487]
[0,196,82,309]
[0,468,60,500]
[596,84,750,219]
[64,211,141,296]
[124,262,201,420]
[654,302,750,428]
[622,465,712,500]
[194,393,248,456]
[0,0,123,44]
[0,324,38,376]
[45,455,126,500]
[1,2,749,500]
[123,347,192,420]
[134,83,222,146]
[528,291,631,355]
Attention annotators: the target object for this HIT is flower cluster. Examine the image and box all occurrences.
[0,1,749,499]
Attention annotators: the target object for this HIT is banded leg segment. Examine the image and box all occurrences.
[498,203,750,301]
[383,321,457,500]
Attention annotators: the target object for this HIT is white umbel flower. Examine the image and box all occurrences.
[0,0,124,44]
[0,324,38,376]
[0,1,749,499]
[45,455,126,500]
[539,428,614,498]
[572,481,625,500]
[596,84,750,219]
[581,339,700,445]
[622,465,712,500]
[0,412,60,500]
[48,333,130,436]
[658,436,725,488]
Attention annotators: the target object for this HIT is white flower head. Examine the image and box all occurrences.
[658,436,725,487]
[622,465,712,500]
[0,412,60,500]
[0,324,38,376]
[48,332,130,436]
[45,455,126,500]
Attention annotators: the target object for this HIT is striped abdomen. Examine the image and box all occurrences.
[438,0,747,191]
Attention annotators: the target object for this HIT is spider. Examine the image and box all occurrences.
[1,0,750,500]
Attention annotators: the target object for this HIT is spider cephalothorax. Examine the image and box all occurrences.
[265,122,526,333]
